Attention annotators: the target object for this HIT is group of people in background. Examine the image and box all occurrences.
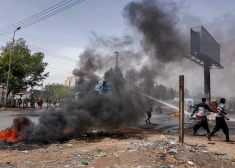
[45,98,63,109]
[9,97,31,108]
[4,96,63,109]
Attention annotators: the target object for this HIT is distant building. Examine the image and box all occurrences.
[65,76,78,88]
[65,75,102,89]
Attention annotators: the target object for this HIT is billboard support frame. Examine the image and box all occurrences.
[188,26,223,104]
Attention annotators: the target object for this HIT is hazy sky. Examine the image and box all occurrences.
[0,0,235,97]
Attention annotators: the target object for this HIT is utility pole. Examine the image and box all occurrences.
[114,52,119,68]
[179,75,184,144]
[4,27,21,106]
[133,63,139,88]
[41,80,44,99]
[128,69,130,89]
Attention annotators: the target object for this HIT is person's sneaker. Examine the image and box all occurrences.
[206,134,211,141]
[145,120,148,124]
[149,122,151,124]
[192,132,196,136]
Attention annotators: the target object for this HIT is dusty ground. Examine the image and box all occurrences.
[0,107,235,168]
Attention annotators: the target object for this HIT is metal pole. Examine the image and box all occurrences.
[41,80,44,99]
[133,67,135,88]
[204,61,211,105]
[4,27,21,105]
[128,68,130,89]
[179,75,184,144]
[133,63,139,88]
[114,51,118,68]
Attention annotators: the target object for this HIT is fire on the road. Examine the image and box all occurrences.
[0,117,28,143]
[64,129,71,134]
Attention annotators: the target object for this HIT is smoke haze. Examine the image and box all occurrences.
[5,0,235,142]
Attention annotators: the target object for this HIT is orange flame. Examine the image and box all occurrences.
[0,117,28,143]
[64,129,71,134]
[0,128,22,142]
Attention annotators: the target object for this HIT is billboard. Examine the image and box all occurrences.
[190,26,220,64]
[200,26,220,64]
[190,28,200,54]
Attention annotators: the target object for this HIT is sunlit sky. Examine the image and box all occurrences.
[0,0,235,96]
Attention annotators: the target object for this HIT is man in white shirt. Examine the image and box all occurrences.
[191,98,214,135]
[206,98,230,142]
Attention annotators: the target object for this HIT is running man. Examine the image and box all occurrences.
[206,98,230,142]
[191,98,214,135]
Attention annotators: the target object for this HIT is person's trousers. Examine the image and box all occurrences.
[193,118,210,133]
[146,112,151,119]
[209,117,229,141]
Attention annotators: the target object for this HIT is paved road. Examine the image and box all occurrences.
[0,105,235,137]
[0,109,40,130]
[141,105,235,136]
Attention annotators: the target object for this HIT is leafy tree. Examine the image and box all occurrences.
[44,84,72,99]
[103,67,125,89]
[103,68,114,81]
[138,79,154,96]
[113,67,125,87]
[0,38,48,97]
[138,81,176,100]
[169,88,176,100]
[155,85,168,100]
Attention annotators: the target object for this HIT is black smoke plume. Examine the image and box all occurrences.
[16,90,145,142]
[123,0,188,91]
[72,48,103,92]
[123,0,187,63]
[1,0,192,142]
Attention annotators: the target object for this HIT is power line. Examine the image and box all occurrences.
[47,77,70,79]
[0,37,78,63]
[0,0,72,32]
[47,66,72,73]
[44,78,67,81]
[29,45,77,62]
[48,74,73,76]
[48,75,70,77]
[47,77,68,79]
[48,75,72,77]
[18,32,83,48]
[1,32,82,51]
[0,0,85,35]
[0,37,75,62]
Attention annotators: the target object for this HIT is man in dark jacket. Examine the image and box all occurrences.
[145,102,153,124]
[191,98,214,135]
[206,98,230,142]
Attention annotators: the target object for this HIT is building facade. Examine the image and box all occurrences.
[65,76,77,88]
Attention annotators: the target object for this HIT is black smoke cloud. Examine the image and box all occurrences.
[121,0,188,90]
[19,90,145,141]
[123,0,187,63]
[72,49,103,92]
[6,0,193,142]
[90,32,134,49]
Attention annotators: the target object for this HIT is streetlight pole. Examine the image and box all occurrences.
[114,52,119,68]
[127,63,139,90]
[41,80,44,99]
[4,27,21,105]
[133,63,139,88]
